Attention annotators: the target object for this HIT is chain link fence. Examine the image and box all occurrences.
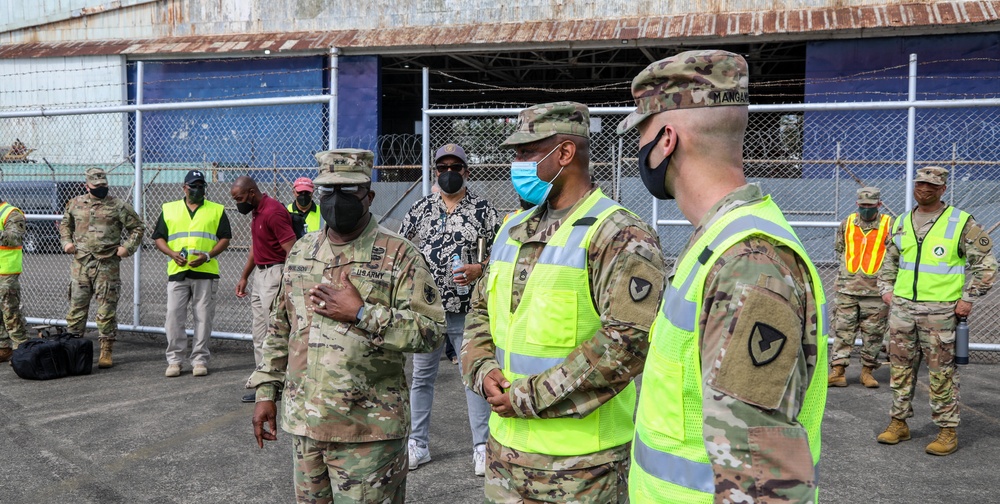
[2,61,1000,363]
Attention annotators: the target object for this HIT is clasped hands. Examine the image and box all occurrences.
[484,368,515,418]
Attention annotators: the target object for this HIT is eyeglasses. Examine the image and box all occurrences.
[316,185,370,198]
[435,163,466,173]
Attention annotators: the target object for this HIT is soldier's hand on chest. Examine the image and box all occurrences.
[309,269,365,323]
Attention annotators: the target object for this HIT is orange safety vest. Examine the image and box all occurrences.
[844,213,891,275]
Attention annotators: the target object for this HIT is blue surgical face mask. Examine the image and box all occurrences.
[510,142,565,206]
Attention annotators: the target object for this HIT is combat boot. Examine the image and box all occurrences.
[827,365,847,387]
[860,366,879,388]
[877,418,911,444]
[926,427,958,456]
[0,347,11,363]
[98,340,114,368]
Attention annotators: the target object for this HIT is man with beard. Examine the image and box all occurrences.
[152,170,232,377]
[60,166,145,368]
[876,166,996,455]
[399,143,500,476]
[231,175,296,402]
[249,148,445,502]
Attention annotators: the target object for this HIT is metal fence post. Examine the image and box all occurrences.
[133,61,144,327]
[421,67,430,197]
[329,47,339,150]
[905,53,917,211]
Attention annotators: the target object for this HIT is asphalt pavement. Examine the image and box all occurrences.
[0,334,997,503]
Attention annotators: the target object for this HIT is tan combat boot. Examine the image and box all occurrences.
[827,365,847,387]
[925,427,958,456]
[860,366,879,388]
[877,418,911,444]
[98,340,114,368]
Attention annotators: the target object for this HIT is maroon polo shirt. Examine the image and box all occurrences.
[251,194,296,266]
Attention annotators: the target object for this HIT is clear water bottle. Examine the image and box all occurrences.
[452,254,469,295]
[955,317,969,365]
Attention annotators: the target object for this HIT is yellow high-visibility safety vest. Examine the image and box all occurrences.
[486,189,636,456]
[892,206,969,302]
[287,203,321,234]
[163,199,224,276]
[0,202,24,275]
[630,196,827,503]
[845,213,892,275]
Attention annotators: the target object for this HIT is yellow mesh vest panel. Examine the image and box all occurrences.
[163,200,223,276]
[630,197,827,503]
[0,203,23,275]
[486,189,637,456]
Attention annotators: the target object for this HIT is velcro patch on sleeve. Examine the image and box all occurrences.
[608,254,665,332]
[713,282,803,410]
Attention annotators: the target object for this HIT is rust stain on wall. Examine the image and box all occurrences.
[1,1,998,59]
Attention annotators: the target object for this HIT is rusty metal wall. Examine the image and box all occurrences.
[4,0,999,52]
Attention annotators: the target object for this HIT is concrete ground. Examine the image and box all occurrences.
[0,335,997,503]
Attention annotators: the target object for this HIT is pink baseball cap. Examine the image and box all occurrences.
[293,177,315,192]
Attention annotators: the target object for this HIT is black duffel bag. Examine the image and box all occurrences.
[50,333,93,376]
[11,339,70,380]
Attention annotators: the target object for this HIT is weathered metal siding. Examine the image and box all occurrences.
[2,1,999,50]
[0,55,125,164]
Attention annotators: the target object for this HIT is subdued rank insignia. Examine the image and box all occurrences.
[519,269,528,281]
[629,277,652,302]
[749,322,787,367]
[423,284,437,304]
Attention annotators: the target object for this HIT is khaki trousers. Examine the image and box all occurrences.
[250,264,284,366]
[165,278,218,365]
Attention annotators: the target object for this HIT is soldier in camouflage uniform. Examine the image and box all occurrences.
[248,149,445,504]
[60,167,144,368]
[876,166,996,456]
[829,187,893,388]
[618,50,827,502]
[0,198,28,363]
[462,102,666,503]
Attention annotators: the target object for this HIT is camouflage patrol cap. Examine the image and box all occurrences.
[500,101,590,148]
[313,149,373,185]
[857,187,881,204]
[915,166,949,186]
[85,167,108,186]
[617,49,750,134]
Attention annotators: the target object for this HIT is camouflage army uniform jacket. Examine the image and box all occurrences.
[462,186,666,467]
[834,212,892,297]
[59,194,145,260]
[0,206,26,250]
[683,184,822,502]
[878,204,997,303]
[247,218,446,443]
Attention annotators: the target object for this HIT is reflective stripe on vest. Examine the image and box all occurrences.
[630,197,826,503]
[163,199,224,276]
[287,203,321,233]
[845,213,891,275]
[892,206,968,302]
[486,189,636,456]
[0,202,23,275]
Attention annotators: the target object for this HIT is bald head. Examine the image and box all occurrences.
[231,176,259,192]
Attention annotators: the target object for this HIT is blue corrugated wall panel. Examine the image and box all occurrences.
[804,34,1000,180]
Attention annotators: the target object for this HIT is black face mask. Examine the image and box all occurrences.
[321,192,367,234]
[187,186,206,204]
[236,201,255,215]
[858,207,879,221]
[89,186,109,199]
[296,192,313,208]
[637,127,673,200]
[437,171,465,195]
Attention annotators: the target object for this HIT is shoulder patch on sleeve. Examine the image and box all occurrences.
[608,254,665,331]
[713,282,803,410]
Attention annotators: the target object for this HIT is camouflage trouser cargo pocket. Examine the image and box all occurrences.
[292,435,406,504]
